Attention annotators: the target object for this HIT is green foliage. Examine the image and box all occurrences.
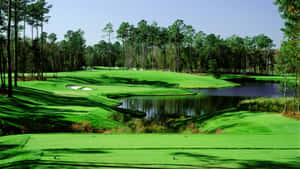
[274,0,300,40]
[102,22,114,43]
[238,97,298,112]
[208,59,217,74]
[96,19,278,74]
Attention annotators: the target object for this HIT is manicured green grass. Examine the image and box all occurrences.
[198,110,300,134]
[0,68,236,131]
[1,134,299,168]
[1,68,300,168]
[57,68,238,88]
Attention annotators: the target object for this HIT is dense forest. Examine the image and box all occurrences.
[0,0,298,97]
[90,20,277,74]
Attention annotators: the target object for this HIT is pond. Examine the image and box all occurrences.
[119,95,243,121]
[118,82,292,121]
[192,82,286,97]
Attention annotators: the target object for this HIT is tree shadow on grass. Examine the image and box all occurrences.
[57,75,178,88]
[0,150,31,161]
[171,108,239,129]
[42,148,110,154]
[0,145,19,151]
[14,87,107,108]
[0,86,144,134]
[100,75,178,88]
[172,152,300,169]
[1,160,213,169]
[57,77,103,85]
[0,87,95,134]
[2,148,300,169]
[0,111,74,134]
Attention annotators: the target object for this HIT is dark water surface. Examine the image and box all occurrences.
[119,95,243,121]
[193,82,284,97]
[119,82,289,120]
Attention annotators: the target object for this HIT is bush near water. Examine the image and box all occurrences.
[238,97,299,113]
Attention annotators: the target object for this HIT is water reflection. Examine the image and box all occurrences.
[193,82,293,97]
[119,95,243,120]
[119,82,292,120]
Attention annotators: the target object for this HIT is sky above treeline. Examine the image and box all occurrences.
[45,0,284,48]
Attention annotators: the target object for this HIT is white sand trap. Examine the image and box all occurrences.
[82,88,92,91]
[67,86,92,91]
[67,86,82,90]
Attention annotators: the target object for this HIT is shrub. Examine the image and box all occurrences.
[144,124,167,133]
[238,97,298,113]
[110,111,125,123]
[72,123,82,132]
[71,120,93,133]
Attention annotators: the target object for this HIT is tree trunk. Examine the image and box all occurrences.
[295,54,298,113]
[0,9,3,89]
[0,41,3,89]
[41,23,44,80]
[1,41,6,88]
[31,25,33,41]
[7,0,13,97]
[283,79,287,113]
[23,1,27,79]
[0,7,5,89]
[14,0,19,87]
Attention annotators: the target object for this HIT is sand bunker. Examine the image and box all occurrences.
[82,88,92,91]
[67,86,82,90]
[67,86,92,91]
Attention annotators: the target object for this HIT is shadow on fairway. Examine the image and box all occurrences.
[0,151,32,161]
[0,145,19,151]
[14,87,108,107]
[2,147,300,169]
[43,148,110,154]
[0,86,147,134]
[172,152,300,169]
[171,108,239,129]
[3,158,300,169]
[58,75,177,88]
[0,87,104,134]
[100,75,177,88]
[1,160,209,169]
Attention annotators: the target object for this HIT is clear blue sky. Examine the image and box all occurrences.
[45,0,284,48]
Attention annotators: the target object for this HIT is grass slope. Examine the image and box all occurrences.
[0,134,300,169]
[0,68,236,131]
[197,110,300,134]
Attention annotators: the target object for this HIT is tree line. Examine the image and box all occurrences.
[0,0,87,97]
[1,0,52,97]
[87,20,276,75]
[1,0,298,98]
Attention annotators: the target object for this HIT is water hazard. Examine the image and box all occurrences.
[119,82,292,120]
